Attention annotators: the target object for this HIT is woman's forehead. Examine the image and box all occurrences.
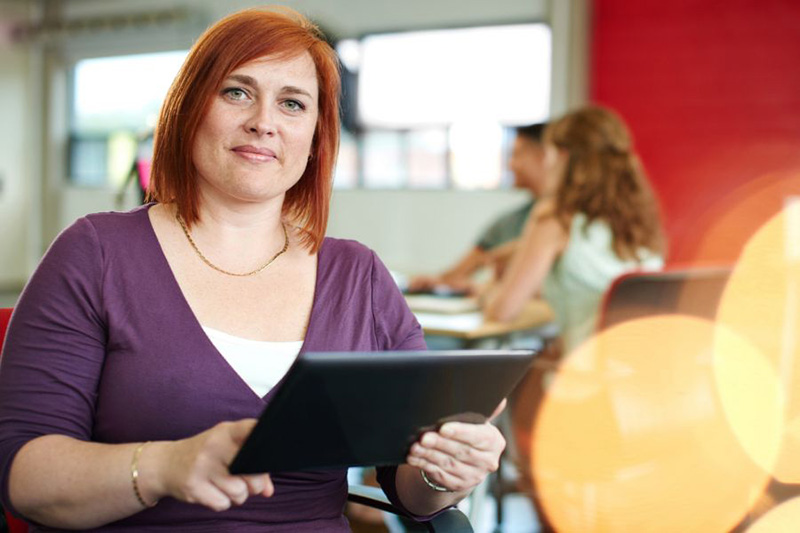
[233,51,316,76]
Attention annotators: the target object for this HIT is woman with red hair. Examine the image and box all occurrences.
[0,8,504,531]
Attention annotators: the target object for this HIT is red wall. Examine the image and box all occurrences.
[591,0,800,265]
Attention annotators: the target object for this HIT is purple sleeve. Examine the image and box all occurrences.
[0,218,107,516]
[368,250,426,352]
[368,252,451,520]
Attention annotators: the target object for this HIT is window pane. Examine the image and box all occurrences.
[408,129,447,189]
[334,128,359,189]
[358,24,551,128]
[73,50,187,134]
[70,136,108,186]
[362,131,406,189]
[449,121,505,190]
[71,50,186,185]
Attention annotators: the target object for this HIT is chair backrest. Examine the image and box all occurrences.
[597,267,732,331]
[0,308,29,533]
[0,308,12,349]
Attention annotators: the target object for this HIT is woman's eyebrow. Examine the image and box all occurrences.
[226,73,258,87]
[282,86,314,99]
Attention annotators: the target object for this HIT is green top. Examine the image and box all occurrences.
[542,213,664,354]
[476,200,535,251]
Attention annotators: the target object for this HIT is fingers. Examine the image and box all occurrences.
[411,429,501,473]
[243,473,274,498]
[206,473,274,510]
[438,419,506,452]
[164,419,274,512]
[211,475,250,508]
[416,460,478,493]
[407,423,507,493]
[408,442,487,492]
[192,482,240,512]
[408,276,437,292]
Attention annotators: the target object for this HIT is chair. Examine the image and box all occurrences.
[348,485,473,532]
[519,268,734,530]
[0,309,26,533]
[597,266,732,330]
[0,309,472,532]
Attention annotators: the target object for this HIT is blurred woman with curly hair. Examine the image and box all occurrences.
[484,105,665,353]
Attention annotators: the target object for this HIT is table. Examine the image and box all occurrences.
[406,296,555,346]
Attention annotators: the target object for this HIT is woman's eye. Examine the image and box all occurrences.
[282,99,305,112]
[223,88,248,101]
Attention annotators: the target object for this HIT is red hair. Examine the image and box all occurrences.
[148,7,340,252]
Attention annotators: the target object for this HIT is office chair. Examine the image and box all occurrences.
[0,308,472,533]
[597,266,732,330]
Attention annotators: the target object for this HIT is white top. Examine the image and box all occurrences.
[542,213,664,354]
[202,326,303,398]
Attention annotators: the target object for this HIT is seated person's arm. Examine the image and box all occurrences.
[407,246,488,294]
[484,239,520,280]
[484,201,568,322]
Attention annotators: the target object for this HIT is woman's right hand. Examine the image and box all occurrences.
[143,419,273,511]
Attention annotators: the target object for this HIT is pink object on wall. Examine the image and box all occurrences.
[136,159,152,192]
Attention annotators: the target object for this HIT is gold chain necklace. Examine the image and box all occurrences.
[176,213,289,277]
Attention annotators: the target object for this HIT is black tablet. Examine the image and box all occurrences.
[229,349,536,474]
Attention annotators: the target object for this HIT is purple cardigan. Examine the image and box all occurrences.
[0,205,427,532]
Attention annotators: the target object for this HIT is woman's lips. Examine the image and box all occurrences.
[231,145,278,162]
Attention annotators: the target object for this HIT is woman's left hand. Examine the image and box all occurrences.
[406,400,507,493]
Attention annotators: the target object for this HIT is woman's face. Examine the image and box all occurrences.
[192,52,319,206]
[509,136,546,194]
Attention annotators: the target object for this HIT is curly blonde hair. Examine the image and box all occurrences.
[545,106,665,260]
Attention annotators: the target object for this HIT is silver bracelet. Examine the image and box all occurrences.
[420,469,453,493]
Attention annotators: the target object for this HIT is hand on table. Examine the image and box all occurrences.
[146,419,273,511]
[407,275,476,296]
[406,275,442,294]
[406,400,507,493]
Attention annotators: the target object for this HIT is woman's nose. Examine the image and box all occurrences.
[245,104,277,136]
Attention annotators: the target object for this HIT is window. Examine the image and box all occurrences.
[67,23,552,191]
[337,23,551,190]
[69,50,187,186]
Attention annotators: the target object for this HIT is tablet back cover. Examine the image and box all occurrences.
[229,349,534,474]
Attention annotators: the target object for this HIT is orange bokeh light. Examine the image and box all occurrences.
[747,496,800,533]
[533,315,771,532]
[669,149,800,265]
[715,208,800,483]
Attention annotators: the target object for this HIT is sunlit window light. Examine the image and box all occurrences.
[73,50,187,135]
[358,24,551,128]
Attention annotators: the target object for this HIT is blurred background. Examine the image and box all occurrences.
[1,1,800,532]
[1,0,797,292]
